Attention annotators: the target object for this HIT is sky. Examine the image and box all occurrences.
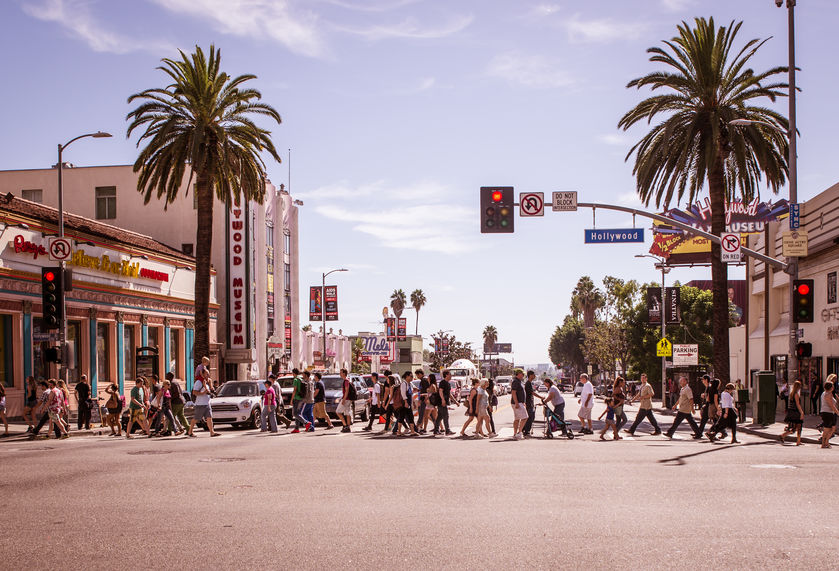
[2,0,838,365]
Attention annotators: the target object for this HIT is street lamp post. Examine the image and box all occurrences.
[636,254,670,407]
[56,131,111,383]
[322,268,348,371]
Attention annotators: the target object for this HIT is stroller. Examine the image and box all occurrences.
[543,404,574,439]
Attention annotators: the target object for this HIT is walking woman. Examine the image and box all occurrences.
[780,380,804,446]
[104,383,123,436]
[168,374,188,433]
[486,379,498,437]
[707,383,739,443]
[57,379,71,430]
[474,379,491,438]
[381,375,396,433]
[820,375,839,449]
[459,378,480,437]
[612,377,627,432]
[23,376,37,433]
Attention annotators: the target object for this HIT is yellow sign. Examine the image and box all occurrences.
[657,338,672,357]
[782,230,808,257]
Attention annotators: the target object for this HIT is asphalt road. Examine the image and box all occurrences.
[1,393,835,570]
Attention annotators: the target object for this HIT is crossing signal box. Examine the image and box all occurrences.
[792,279,814,323]
[480,186,514,233]
[796,342,812,359]
[41,267,63,329]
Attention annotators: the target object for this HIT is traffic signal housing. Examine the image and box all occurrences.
[792,279,814,323]
[796,342,812,359]
[480,186,514,233]
[41,266,64,329]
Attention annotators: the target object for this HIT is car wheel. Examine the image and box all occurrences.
[249,408,261,429]
[360,403,370,422]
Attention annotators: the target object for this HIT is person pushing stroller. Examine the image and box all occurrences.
[539,379,572,438]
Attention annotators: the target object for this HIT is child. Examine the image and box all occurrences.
[598,398,620,441]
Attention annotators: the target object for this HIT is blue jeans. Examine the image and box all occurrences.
[293,400,306,428]
[302,403,314,427]
[523,407,536,435]
[261,405,277,432]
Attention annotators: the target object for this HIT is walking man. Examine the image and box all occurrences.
[522,370,537,437]
[301,370,315,432]
[433,370,454,436]
[290,368,306,433]
[625,374,661,436]
[337,368,353,432]
[74,374,92,430]
[665,376,702,439]
[187,371,220,437]
[415,369,429,434]
[362,372,380,432]
[260,377,278,433]
[313,372,334,430]
[511,370,528,440]
[126,377,150,438]
[577,373,594,434]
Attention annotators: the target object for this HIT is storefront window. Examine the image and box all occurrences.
[170,328,180,377]
[148,327,159,349]
[97,322,110,383]
[124,325,135,382]
[0,315,13,387]
[66,321,81,383]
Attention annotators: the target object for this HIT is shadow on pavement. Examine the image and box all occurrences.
[658,441,773,466]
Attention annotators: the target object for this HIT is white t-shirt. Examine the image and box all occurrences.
[547,385,564,407]
[371,383,381,406]
[193,379,211,406]
[720,390,734,409]
[580,381,594,407]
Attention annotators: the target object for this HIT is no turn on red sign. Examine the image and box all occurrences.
[720,232,741,263]
[519,192,544,217]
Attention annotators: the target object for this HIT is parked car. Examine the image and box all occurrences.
[207,380,272,428]
[573,382,584,397]
[320,374,370,422]
[533,380,547,393]
[559,379,574,392]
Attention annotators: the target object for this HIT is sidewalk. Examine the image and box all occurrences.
[0,418,111,441]
[651,404,825,445]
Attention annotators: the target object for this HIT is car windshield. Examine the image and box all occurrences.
[321,376,345,390]
[448,369,470,377]
[217,383,259,397]
[276,377,295,388]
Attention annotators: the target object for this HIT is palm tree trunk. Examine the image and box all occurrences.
[708,157,731,384]
[193,172,213,369]
[415,309,419,336]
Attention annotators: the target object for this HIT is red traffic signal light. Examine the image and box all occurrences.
[491,190,503,202]
[44,271,56,282]
[796,283,810,296]
[792,279,814,323]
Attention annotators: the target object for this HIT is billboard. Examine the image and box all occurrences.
[651,198,789,265]
[309,286,322,321]
[324,285,338,321]
[360,335,390,357]
[685,279,746,326]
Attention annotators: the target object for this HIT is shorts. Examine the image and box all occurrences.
[336,401,352,416]
[513,403,528,420]
[578,406,592,420]
[313,401,329,420]
[25,399,37,409]
[130,409,146,423]
[48,410,62,422]
[820,412,836,429]
[193,405,212,422]
[107,408,120,416]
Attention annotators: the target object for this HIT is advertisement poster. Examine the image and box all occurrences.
[665,287,681,325]
[324,285,338,321]
[385,318,396,340]
[397,318,407,341]
[647,287,662,325]
[309,286,322,321]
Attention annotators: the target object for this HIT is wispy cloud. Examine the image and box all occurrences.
[564,14,648,43]
[486,52,575,89]
[599,133,634,146]
[660,0,694,12]
[151,0,326,58]
[23,0,174,54]
[318,0,422,13]
[307,180,477,254]
[335,12,473,41]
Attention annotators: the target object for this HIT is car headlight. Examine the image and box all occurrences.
[241,400,251,408]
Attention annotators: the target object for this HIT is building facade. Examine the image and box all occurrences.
[0,195,209,417]
[0,164,301,381]
[737,180,839,411]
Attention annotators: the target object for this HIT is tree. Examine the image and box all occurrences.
[127,45,281,366]
[390,289,407,319]
[570,276,604,329]
[350,337,370,374]
[410,289,426,335]
[619,18,788,383]
[548,316,585,374]
[427,330,472,370]
[482,325,498,353]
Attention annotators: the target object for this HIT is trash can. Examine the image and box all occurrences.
[737,389,749,423]
[755,370,776,426]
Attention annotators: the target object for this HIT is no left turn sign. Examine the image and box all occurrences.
[519,192,544,217]
[720,232,741,263]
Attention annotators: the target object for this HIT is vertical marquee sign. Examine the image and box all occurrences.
[226,202,253,351]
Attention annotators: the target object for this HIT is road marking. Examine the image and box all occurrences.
[750,464,798,470]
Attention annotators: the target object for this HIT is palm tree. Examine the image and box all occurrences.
[570,276,604,329]
[410,289,427,335]
[619,18,788,383]
[482,325,498,354]
[390,289,407,319]
[127,45,282,367]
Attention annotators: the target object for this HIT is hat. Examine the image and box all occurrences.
[268,373,276,379]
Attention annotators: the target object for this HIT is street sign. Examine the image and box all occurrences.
[519,192,544,217]
[552,191,577,212]
[656,338,672,357]
[584,228,644,244]
[789,202,800,230]
[48,237,72,262]
[782,230,808,257]
[720,232,741,263]
[672,344,698,366]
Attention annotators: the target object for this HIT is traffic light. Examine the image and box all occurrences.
[45,347,62,364]
[480,186,514,233]
[796,342,812,359]
[41,266,63,329]
[792,279,814,323]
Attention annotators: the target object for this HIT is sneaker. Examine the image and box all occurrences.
[445,430,455,436]
[514,432,524,440]
[307,427,315,432]
[362,427,372,432]
[304,422,312,431]
[291,429,300,434]
[652,431,662,435]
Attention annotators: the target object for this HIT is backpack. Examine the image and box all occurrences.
[391,383,404,408]
[429,390,441,407]
[297,378,307,399]
[347,381,357,401]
